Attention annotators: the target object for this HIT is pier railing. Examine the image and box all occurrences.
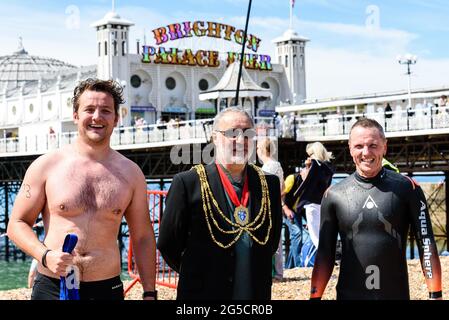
[2,105,448,156]
[0,119,214,156]
[280,105,449,141]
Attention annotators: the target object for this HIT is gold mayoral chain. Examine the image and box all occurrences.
[194,164,272,249]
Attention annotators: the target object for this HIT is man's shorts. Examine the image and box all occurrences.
[31,272,124,300]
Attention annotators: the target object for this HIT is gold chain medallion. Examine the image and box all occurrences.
[194,164,272,249]
[234,205,250,226]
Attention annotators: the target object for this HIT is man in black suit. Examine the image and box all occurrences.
[157,107,282,300]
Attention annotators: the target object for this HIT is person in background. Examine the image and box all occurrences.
[257,137,285,281]
[382,158,399,173]
[299,142,334,257]
[282,171,304,268]
[439,95,448,107]
[385,103,393,119]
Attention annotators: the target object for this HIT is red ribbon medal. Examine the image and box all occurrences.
[216,164,250,226]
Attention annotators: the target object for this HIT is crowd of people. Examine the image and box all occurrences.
[6,78,443,301]
[271,94,449,140]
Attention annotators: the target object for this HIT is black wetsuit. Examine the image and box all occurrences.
[314,169,441,300]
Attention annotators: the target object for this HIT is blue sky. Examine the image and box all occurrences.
[1,0,448,99]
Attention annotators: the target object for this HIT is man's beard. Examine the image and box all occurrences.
[221,146,248,165]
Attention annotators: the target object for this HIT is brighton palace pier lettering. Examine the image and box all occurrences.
[141,20,272,71]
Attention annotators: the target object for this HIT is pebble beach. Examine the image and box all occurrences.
[1,256,447,300]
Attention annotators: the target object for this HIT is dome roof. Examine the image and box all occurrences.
[0,38,76,84]
[272,29,310,43]
[91,11,134,28]
[104,11,121,20]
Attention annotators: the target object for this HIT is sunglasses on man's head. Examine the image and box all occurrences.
[214,128,257,139]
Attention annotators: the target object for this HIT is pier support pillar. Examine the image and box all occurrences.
[4,182,9,262]
[444,171,449,251]
[408,172,415,259]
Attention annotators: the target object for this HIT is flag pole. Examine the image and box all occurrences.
[290,0,293,29]
[235,0,253,107]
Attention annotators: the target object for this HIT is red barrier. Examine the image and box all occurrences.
[124,190,178,296]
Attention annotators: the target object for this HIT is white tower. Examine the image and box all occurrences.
[91,8,134,81]
[91,4,134,125]
[273,29,309,104]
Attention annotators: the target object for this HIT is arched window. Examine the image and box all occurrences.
[113,41,118,56]
[122,41,126,56]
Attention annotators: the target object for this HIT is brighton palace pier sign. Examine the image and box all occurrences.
[142,21,272,71]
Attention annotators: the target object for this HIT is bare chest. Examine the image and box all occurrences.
[46,165,133,215]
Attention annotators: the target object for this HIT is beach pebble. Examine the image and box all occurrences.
[1,256,448,300]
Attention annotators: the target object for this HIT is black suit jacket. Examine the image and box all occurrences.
[157,164,282,300]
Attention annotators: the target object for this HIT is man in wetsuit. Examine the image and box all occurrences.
[7,79,157,300]
[310,118,442,300]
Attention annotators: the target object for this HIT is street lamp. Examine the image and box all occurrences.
[397,54,417,112]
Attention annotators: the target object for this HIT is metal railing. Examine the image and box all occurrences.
[124,190,179,296]
[279,105,449,141]
[3,105,446,156]
[0,119,214,155]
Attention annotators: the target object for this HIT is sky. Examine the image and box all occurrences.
[1,0,448,100]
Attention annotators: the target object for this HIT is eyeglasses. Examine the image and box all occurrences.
[215,128,257,139]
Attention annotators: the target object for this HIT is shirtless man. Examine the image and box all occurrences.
[7,79,156,300]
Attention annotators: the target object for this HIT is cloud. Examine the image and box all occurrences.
[246,15,417,47]
[305,47,449,99]
[0,3,97,66]
[221,14,419,65]
[407,0,448,10]
[301,20,417,42]
[298,0,357,12]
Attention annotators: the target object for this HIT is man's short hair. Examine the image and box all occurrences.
[72,78,125,115]
[212,107,254,130]
[349,117,386,141]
